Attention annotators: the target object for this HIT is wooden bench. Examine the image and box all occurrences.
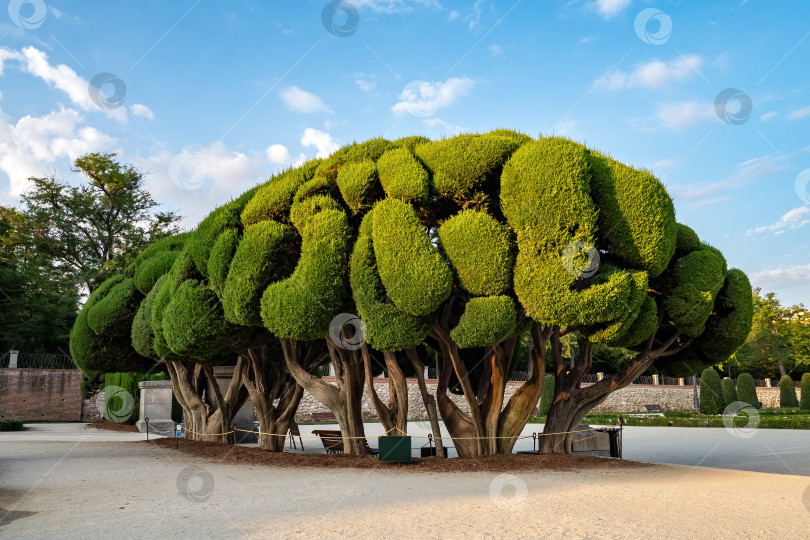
[312,429,378,456]
[312,411,337,422]
[644,404,663,412]
[288,419,304,450]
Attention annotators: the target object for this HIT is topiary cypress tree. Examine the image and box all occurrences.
[699,368,723,414]
[779,375,799,408]
[720,378,738,411]
[736,373,760,409]
[800,373,810,411]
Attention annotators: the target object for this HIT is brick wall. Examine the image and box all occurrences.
[0,368,83,421]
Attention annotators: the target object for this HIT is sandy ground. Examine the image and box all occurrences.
[1,435,809,539]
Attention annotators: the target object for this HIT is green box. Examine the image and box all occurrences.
[378,436,412,463]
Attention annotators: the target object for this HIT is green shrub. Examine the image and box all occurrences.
[699,368,723,414]
[337,160,379,213]
[780,375,799,408]
[692,269,754,363]
[586,151,676,276]
[450,295,516,348]
[721,378,738,411]
[131,275,165,360]
[0,419,24,431]
[538,374,555,416]
[104,371,168,424]
[414,133,521,198]
[372,198,452,317]
[207,228,240,296]
[673,223,701,259]
[438,209,513,296]
[376,148,429,202]
[393,135,430,152]
[662,248,726,337]
[241,166,313,226]
[736,373,760,409]
[350,213,433,351]
[606,295,658,348]
[801,373,810,411]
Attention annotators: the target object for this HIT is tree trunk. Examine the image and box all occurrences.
[165,358,248,443]
[281,338,371,456]
[239,346,304,451]
[405,348,444,457]
[362,348,409,435]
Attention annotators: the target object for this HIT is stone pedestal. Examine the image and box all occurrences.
[571,424,611,457]
[206,366,257,444]
[136,380,175,436]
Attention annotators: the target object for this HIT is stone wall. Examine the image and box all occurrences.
[293,380,801,421]
[0,368,83,421]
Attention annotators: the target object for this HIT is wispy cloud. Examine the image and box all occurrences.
[280,86,333,114]
[750,263,810,291]
[589,0,632,19]
[655,100,716,130]
[747,206,810,236]
[596,55,704,90]
[788,105,810,120]
[350,0,440,14]
[392,77,474,117]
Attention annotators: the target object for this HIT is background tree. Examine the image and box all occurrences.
[21,152,180,293]
[0,206,77,353]
[736,373,760,408]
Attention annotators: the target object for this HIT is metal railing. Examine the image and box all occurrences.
[508,370,528,382]
[1,353,78,370]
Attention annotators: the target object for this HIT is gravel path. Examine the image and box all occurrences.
[1,434,809,539]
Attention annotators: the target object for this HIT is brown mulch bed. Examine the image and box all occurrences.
[149,438,650,473]
[87,421,140,433]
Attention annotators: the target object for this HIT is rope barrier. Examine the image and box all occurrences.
[146,421,619,442]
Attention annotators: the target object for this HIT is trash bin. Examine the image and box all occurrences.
[379,436,412,463]
[598,426,620,458]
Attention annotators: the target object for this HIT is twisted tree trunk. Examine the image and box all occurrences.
[165,358,248,443]
[405,348,445,457]
[239,346,304,451]
[362,347,408,436]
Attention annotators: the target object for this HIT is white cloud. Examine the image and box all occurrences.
[789,106,810,120]
[466,0,485,30]
[3,46,128,123]
[596,55,704,90]
[349,0,440,14]
[750,263,810,291]
[553,118,578,136]
[761,110,777,122]
[489,44,503,57]
[280,86,333,114]
[421,117,464,135]
[392,77,474,117]
[266,144,291,164]
[590,0,631,19]
[355,77,376,92]
[130,104,154,120]
[447,10,460,21]
[747,206,810,236]
[301,128,339,158]
[0,106,116,198]
[669,153,790,208]
[655,101,716,130]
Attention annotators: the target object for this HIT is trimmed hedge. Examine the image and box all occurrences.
[692,269,754,362]
[662,248,726,337]
[241,164,318,226]
[801,373,810,411]
[372,198,452,317]
[699,368,723,414]
[538,374,555,416]
[736,373,760,408]
[337,160,379,213]
[0,420,23,431]
[450,295,517,348]
[780,375,799,408]
[720,378,738,411]
[376,148,429,202]
[438,209,513,296]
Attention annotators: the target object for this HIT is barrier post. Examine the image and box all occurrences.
[232,424,238,460]
[145,417,149,442]
[175,422,179,449]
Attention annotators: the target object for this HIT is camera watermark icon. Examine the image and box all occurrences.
[561,240,600,279]
[88,73,127,110]
[721,401,760,439]
[322,0,359,37]
[329,313,367,351]
[634,8,672,45]
[397,80,441,118]
[8,0,46,29]
[177,465,215,503]
[168,153,208,191]
[795,169,810,205]
[101,385,135,423]
[715,88,752,125]
[489,473,528,512]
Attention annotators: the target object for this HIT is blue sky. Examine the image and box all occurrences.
[1,0,809,306]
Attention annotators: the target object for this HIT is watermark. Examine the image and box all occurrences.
[721,401,760,439]
[795,168,810,205]
[561,240,600,279]
[88,73,127,110]
[177,465,215,503]
[8,0,46,29]
[489,473,527,512]
[634,8,672,46]
[329,313,367,351]
[101,385,135,423]
[714,88,752,125]
[168,153,208,191]
[397,80,441,118]
[803,484,810,512]
[321,0,359,37]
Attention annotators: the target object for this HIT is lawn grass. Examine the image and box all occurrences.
[527,408,810,430]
